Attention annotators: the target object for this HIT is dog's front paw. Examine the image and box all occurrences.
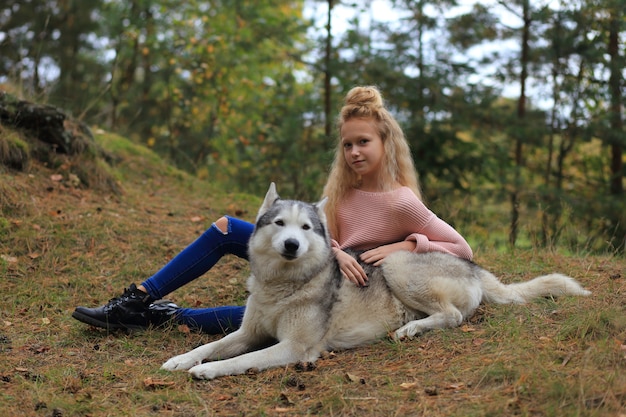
[161,354,202,371]
[188,363,220,380]
[393,323,420,341]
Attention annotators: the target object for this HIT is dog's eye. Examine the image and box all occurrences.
[302,224,311,230]
[275,220,284,226]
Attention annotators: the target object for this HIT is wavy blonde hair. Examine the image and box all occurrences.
[323,85,422,238]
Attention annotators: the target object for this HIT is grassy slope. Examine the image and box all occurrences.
[0,132,625,417]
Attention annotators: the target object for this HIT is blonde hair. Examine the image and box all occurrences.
[323,85,422,238]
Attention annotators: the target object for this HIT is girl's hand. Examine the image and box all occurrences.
[360,241,416,266]
[334,248,368,286]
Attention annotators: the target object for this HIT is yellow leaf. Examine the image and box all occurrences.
[460,324,476,332]
[1,255,18,263]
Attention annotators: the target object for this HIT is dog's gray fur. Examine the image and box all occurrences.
[162,183,590,379]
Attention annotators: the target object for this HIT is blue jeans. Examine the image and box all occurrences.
[141,216,252,334]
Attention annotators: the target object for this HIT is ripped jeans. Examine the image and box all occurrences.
[141,216,253,334]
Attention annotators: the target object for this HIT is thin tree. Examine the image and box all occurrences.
[607,4,623,197]
[501,0,532,248]
[324,0,335,139]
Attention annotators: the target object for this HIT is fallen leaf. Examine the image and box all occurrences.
[143,377,174,389]
[28,253,41,259]
[190,216,204,222]
[216,394,233,401]
[345,372,366,384]
[34,345,50,354]
[177,324,191,334]
[400,382,418,389]
[460,324,476,332]
[41,318,50,325]
[50,174,63,182]
[472,338,485,347]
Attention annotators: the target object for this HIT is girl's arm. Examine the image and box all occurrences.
[397,190,473,260]
[405,216,473,260]
[359,240,416,266]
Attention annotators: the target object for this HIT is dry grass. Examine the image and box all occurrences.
[1,132,625,417]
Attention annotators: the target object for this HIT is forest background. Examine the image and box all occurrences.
[0,0,624,254]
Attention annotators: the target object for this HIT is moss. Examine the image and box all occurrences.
[0,126,30,170]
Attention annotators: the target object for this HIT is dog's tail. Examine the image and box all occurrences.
[479,271,591,305]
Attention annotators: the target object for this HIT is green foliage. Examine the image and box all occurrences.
[0,0,623,252]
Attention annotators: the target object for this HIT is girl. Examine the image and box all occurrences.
[72,86,472,333]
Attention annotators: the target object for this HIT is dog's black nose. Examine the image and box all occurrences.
[284,238,299,254]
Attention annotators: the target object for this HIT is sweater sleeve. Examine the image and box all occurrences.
[405,215,473,260]
[397,190,473,260]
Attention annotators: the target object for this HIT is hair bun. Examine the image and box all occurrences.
[344,86,384,109]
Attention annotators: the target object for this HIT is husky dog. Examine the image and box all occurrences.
[161,183,590,380]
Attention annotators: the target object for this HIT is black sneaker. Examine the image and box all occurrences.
[148,300,180,328]
[72,283,156,330]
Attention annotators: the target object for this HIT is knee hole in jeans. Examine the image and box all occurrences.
[214,216,229,234]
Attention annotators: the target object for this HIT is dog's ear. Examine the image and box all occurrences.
[314,196,328,224]
[257,182,280,220]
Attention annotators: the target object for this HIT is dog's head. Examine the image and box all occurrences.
[251,183,329,263]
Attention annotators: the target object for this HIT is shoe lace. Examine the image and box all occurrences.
[106,288,130,304]
[105,286,151,308]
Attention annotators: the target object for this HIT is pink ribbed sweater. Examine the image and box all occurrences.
[332,187,473,260]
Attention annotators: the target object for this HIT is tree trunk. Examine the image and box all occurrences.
[324,0,334,140]
[607,8,623,197]
[510,0,530,249]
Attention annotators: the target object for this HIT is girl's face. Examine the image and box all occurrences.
[340,118,385,182]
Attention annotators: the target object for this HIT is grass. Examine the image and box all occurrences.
[1,131,625,416]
